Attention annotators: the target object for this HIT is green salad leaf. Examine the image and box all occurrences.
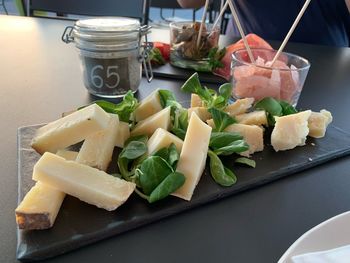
[78,91,138,122]
[149,172,185,203]
[208,150,237,186]
[279,100,298,115]
[254,97,298,126]
[181,73,212,103]
[181,73,233,111]
[213,140,249,156]
[208,47,226,70]
[208,108,236,132]
[152,143,180,170]
[139,156,174,195]
[235,157,256,168]
[118,136,148,180]
[210,132,243,149]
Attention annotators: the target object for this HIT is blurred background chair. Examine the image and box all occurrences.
[25,0,150,24]
[1,0,8,14]
[150,0,197,22]
[207,0,229,34]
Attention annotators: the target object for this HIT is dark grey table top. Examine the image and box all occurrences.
[1,15,350,263]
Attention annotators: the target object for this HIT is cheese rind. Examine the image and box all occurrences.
[31,104,110,154]
[271,110,312,151]
[76,114,119,171]
[172,113,212,201]
[225,124,264,157]
[33,153,136,211]
[308,110,333,138]
[224,98,254,116]
[236,111,267,126]
[15,182,66,230]
[15,150,78,230]
[131,107,171,137]
[147,128,184,154]
[115,121,130,148]
[134,89,162,122]
[187,107,211,121]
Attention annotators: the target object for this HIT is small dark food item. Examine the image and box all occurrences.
[170,22,220,60]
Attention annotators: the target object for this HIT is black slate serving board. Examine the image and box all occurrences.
[17,124,350,261]
[144,63,227,84]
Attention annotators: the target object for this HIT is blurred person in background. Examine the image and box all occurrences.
[177,0,350,47]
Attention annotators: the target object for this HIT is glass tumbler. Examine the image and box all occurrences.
[231,48,310,106]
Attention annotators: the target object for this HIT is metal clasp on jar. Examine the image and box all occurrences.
[139,25,153,83]
[62,26,74,44]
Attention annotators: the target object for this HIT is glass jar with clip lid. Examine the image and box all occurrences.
[62,17,153,98]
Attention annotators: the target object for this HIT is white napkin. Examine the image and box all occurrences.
[292,244,350,263]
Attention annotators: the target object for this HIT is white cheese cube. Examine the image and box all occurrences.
[321,109,333,125]
[190,94,203,107]
[271,110,311,151]
[33,153,136,211]
[308,110,333,138]
[224,98,254,116]
[236,110,267,126]
[76,114,119,171]
[115,121,130,148]
[134,89,162,122]
[131,107,171,137]
[31,104,110,154]
[172,113,212,201]
[147,128,183,155]
[225,124,264,157]
[187,107,211,121]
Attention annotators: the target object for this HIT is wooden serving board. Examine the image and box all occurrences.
[17,124,350,261]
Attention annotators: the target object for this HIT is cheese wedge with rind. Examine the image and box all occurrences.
[31,104,110,154]
[15,182,66,230]
[33,152,136,211]
[134,89,162,122]
[115,121,130,148]
[147,128,184,155]
[172,112,212,201]
[76,114,119,171]
[15,150,78,230]
[271,110,312,152]
[131,107,171,137]
[225,124,264,157]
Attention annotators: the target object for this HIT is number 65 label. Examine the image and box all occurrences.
[90,65,121,89]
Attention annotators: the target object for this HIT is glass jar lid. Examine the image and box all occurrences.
[71,17,144,51]
[75,17,141,33]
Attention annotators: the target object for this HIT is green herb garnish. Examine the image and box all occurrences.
[235,157,256,168]
[208,150,237,186]
[181,73,232,110]
[79,90,138,122]
[117,139,185,203]
[254,97,297,126]
[208,108,236,132]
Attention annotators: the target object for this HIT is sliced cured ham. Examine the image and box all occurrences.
[213,34,273,80]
